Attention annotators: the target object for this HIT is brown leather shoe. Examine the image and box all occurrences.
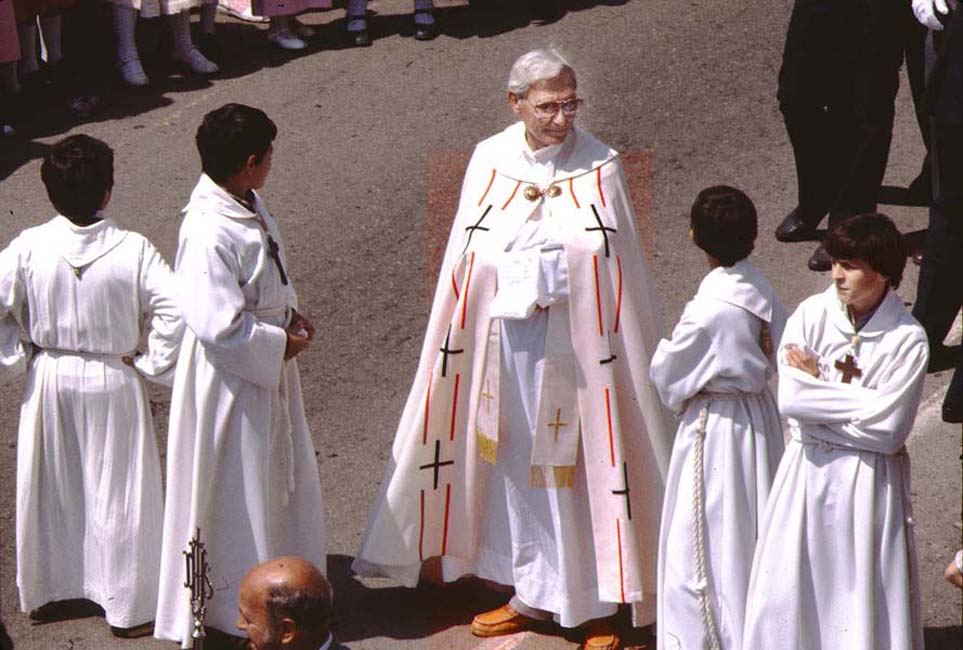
[581,619,621,650]
[469,604,538,637]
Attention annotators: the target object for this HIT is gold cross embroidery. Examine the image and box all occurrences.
[479,379,495,414]
[548,408,568,442]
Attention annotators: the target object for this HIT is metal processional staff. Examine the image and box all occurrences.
[184,528,214,650]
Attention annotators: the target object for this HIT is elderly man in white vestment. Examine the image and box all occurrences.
[0,134,183,637]
[743,213,928,650]
[650,186,786,650]
[352,50,674,650]
[154,104,327,647]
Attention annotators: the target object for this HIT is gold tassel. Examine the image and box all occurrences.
[760,322,772,356]
[530,465,576,489]
[476,431,498,465]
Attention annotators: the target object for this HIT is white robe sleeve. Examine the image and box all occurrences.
[0,237,30,383]
[176,226,287,390]
[649,300,716,413]
[777,314,929,454]
[132,240,184,386]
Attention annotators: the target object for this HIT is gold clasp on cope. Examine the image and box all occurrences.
[523,184,562,201]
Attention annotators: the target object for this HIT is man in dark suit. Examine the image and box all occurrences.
[774,0,906,271]
[237,557,349,650]
[912,0,963,423]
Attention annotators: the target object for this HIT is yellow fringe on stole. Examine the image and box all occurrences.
[476,430,498,465]
[530,465,576,489]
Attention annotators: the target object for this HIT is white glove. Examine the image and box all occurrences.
[913,0,949,31]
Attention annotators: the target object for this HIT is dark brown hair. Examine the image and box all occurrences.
[823,213,906,288]
[196,103,277,185]
[690,185,757,266]
[41,135,114,221]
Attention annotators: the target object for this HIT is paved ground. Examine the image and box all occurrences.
[0,1,960,649]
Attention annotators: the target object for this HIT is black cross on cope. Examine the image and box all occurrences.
[611,461,632,520]
[834,353,862,384]
[419,440,454,490]
[439,325,464,378]
[585,204,617,258]
[463,205,493,252]
[600,331,618,365]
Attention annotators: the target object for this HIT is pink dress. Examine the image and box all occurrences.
[223,0,330,18]
[1,0,20,64]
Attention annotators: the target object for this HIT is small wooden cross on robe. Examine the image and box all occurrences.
[253,212,289,285]
[265,236,289,285]
[834,353,862,384]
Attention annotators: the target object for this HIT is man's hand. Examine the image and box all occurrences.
[785,345,821,378]
[284,309,316,360]
[913,0,949,31]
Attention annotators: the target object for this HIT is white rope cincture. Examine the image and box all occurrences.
[692,404,722,650]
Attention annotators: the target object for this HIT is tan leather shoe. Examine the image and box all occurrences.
[470,604,538,637]
[581,619,621,650]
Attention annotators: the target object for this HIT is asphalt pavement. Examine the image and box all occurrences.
[0,1,960,649]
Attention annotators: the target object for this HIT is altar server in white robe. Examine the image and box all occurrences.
[0,134,182,637]
[651,186,786,650]
[353,50,674,650]
[154,104,326,647]
[744,213,928,650]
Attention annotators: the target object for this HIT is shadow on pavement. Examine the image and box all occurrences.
[0,0,631,181]
[924,625,963,649]
[326,554,655,648]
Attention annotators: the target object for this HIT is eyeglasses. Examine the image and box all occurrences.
[522,98,584,119]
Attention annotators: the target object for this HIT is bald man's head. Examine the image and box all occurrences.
[238,557,332,650]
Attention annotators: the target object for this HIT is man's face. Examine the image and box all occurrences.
[237,576,281,650]
[509,71,578,150]
[831,258,888,313]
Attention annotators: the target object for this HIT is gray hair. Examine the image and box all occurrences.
[507,49,577,96]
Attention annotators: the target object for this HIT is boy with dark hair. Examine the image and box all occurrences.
[651,185,786,650]
[155,103,326,646]
[0,134,182,637]
[744,213,928,649]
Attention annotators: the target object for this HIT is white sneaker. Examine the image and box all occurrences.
[267,29,307,50]
[171,47,219,75]
[119,58,149,86]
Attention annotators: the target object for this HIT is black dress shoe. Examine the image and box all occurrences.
[349,29,371,47]
[807,245,832,272]
[110,622,154,638]
[413,12,437,40]
[775,208,821,243]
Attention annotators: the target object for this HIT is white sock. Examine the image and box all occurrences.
[38,14,63,65]
[347,0,366,18]
[169,10,193,55]
[16,21,39,75]
[112,5,140,64]
[200,2,216,35]
[414,0,433,11]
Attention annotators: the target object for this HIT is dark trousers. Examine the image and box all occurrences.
[914,6,963,416]
[778,0,905,226]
